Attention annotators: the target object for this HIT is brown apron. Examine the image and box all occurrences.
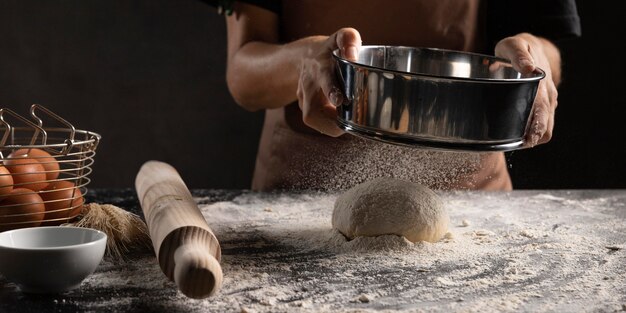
[251,0,513,191]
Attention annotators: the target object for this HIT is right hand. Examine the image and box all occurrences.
[296,28,362,137]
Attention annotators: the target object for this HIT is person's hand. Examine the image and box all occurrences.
[296,28,362,137]
[495,33,559,147]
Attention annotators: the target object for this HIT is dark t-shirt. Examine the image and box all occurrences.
[485,0,581,46]
[201,0,581,48]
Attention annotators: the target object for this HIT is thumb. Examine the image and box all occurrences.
[495,36,535,74]
[328,27,362,61]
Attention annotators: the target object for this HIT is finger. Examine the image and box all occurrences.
[525,86,550,146]
[296,63,307,110]
[316,59,344,107]
[300,73,344,137]
[539,106,555,145]
[495,36,536,74]
[303,100,344,137]
[313,90,345,137]
[538,87,558,144]
[328,27,362,61]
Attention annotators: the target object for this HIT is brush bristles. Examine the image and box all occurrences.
[70,203,152,261]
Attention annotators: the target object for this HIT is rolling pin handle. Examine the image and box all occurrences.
[173,243,223,299]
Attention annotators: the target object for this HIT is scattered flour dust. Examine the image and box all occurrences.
[77,191,626,313]
[278,135,482,191]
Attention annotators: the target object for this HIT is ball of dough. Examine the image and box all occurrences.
[332,177,448,243]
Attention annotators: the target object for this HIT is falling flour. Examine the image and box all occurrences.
[280,135,482,191]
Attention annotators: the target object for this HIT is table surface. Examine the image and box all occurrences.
[1,189,625,313]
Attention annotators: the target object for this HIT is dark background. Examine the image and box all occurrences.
[0,0,623,189]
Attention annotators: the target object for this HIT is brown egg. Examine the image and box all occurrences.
[0,188,45,231]
[3,158,48,191]
[8,148,60,181]
[41,181,84,224]
[0,166,13,199]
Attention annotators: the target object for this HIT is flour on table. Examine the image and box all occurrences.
[73,191,626,313]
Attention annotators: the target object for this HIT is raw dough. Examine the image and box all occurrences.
[332,177,448,243]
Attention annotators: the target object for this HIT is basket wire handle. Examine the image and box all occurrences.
[30,104,76,142]
[0,108,48,149]
[0,116,10,149]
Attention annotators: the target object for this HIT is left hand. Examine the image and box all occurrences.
[495,33,558,147]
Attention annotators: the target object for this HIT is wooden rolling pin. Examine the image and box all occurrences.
[135,161,222,299]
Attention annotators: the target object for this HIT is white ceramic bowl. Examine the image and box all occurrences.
[0,226,107,293]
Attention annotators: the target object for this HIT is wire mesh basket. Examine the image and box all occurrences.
[0,104,101,231]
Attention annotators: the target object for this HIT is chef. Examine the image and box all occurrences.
[205,0,581,191]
